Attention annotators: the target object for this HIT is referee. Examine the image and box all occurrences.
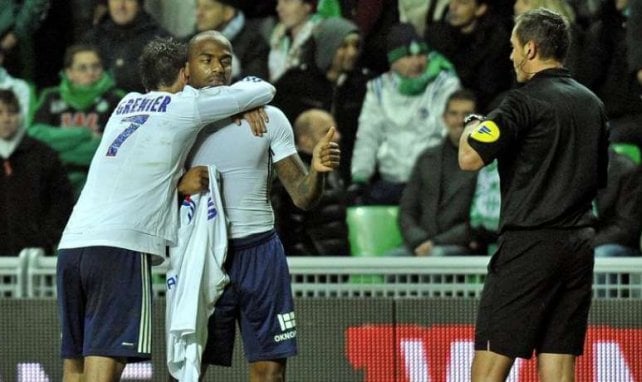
[458,9,609,382]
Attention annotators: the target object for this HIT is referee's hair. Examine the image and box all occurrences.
[514,8,570,62]
[139,37,187,91]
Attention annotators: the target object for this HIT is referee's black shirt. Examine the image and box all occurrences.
[467,68,609,233]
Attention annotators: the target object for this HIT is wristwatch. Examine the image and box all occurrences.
[463,113,486,127]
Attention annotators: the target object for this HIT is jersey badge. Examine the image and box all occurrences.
[470,120,500,143]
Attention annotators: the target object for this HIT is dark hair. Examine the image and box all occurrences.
[0,90,20,113]
[63,44,102,69]
[139,37,187,91]
[446,89,477,108]
[514,8,570,62]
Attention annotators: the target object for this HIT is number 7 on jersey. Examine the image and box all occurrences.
[106,114,150,157]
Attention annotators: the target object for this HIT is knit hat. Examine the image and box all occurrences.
[313,17,359,72]
[386,23,429,64]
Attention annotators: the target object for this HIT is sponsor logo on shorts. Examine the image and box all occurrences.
[277,312,296,331]
[274,330,297,342]
[470,120,500,143]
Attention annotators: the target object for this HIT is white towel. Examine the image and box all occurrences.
[166,165,229,381]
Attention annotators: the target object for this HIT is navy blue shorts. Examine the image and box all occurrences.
[57,246,153,362]
[474,228,594,359]
[203,230,297,365]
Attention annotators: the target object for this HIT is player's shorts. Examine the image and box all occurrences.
[57,246,152,362]
[203,229,297,366]
[474,227,594,359]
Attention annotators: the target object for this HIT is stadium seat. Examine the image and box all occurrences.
[346,206,404,283]
[612,143,641,165]
[346,205,403,257]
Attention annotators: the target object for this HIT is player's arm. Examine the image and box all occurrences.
[196,77,275,127]
[275,127,341,210]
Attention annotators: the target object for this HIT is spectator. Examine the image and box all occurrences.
[272,16,371,184]
[82,0,170,92]
[468,159,501,254]
[390,89,478,256]
[189,0,269,81]
[31,0,75,89]
[344,0,400,75]
[576,0,642,149]
[424,0,512,112]
[272,108,350,256]
[513,0,584,76]
[268,0,317,82]
[0,0,50,81]
[594,149,642,257]
[0,89,73,256]
[30,44,125,197]
[350,23,460,205]
[0,49,35,124]
[400,0,449,36]
[146,0,196,38]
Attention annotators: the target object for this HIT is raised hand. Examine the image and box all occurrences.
[312,126,341,172]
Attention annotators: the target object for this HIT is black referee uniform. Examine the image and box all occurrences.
[467,68,609,359]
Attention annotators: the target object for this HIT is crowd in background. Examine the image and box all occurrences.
[0,0,641,259]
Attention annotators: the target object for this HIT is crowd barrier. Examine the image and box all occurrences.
[1,252,641,381]
[1,250,641,299]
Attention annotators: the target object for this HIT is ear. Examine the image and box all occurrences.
[475,3,488,18]
[183,63,190,81]
[223,6,235,21]
[524,41,536,60]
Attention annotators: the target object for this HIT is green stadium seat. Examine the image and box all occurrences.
[346,206,403,283]
[346,205,403,257]
[612,143,641,165]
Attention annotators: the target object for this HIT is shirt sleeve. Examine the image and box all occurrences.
[265,106,297,163]
[194,77,275,125]
[467,90,533,164]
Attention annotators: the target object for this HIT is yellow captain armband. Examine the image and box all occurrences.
[470,120,501,143]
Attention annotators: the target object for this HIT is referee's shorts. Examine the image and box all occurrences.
[474,227,594,359]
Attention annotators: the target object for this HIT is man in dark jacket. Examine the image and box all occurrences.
[392,89,478,256]
[424,0,512,112]
[594,149,642,257]
[272,108,350,256]
[0,89,73,256]
[82,0,170,92]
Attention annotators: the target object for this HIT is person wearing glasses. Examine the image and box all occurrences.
[30,44,125,197]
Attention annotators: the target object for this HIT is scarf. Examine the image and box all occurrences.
[59,71,117,110]
[396,51,455,96]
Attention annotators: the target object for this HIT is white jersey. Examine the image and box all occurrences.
[58,79,275,264]
[189,106,297,239]
[166,166,228,381]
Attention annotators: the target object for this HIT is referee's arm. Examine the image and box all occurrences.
[458,120,485,171]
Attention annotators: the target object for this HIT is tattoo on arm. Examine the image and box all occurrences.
[274,154,325,210]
